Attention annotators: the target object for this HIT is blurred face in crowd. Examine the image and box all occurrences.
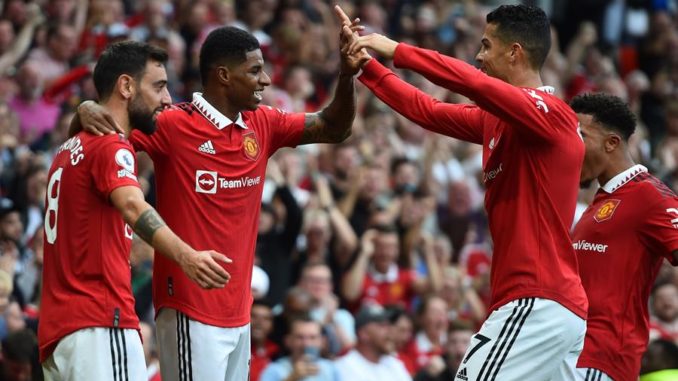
[300,265,332,302]
[475,23,512,82]
[284,66,314,100]
[251,304,274,345]
[285,320,322,358]
[652,284,678,323]
[128,60,172,135]
[5,301,26,333]
[391,314,413,351]
[359,320,393,355]
[1,356,31,381]
[372,231,399,273]
[393,161,420,191]
[360,166,387,201]
[48,25,78,62]
[305,214,331,253]
[334,145,359,179]
[447,180,472,216]
[27,168,47,207]
[0,212,22,242]
[446,328,473,368]
[226,49,271,112]
[258,207,275,234]
[420,297,449,342]
[0,21,14,53]
[16,62,43,100]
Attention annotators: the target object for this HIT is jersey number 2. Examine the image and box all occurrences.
[44,168,63,244]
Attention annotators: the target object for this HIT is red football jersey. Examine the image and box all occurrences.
[359,266,416,310]
[573,165,678,381]
[130,93,305,327]
[39,133,141,362]
[359,45,588,318]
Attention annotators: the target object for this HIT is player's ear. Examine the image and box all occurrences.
[510,42,521,64]
[117,74,134,100]
[216,66,230,85]
[604,133,622,153]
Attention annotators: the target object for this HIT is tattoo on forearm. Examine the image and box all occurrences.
[134,209,166,244]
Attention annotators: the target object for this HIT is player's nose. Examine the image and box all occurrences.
[161,87,172,106]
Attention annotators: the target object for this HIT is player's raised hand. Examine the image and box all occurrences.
[77,100,124,136]
[334,5,371,74]
[180,249,232,289]
[345,32,399,60]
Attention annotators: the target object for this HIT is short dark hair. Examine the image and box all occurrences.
[570,93,636,141]
[2,329,38,363]
[199,26,260,86]
[486,5,551,69]
[93,41,168,101]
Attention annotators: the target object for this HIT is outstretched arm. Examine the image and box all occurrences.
[345,29,573,142]
[297,6,367,145]
[335,6,483,144]
[110,186,232,289]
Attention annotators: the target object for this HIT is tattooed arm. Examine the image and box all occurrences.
[299,74,356,145]
[110,186,232,289]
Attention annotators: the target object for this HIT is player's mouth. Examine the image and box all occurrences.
[254,90,263,102]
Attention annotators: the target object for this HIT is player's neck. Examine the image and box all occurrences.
[201,90,240,122]
[102,102,132,137]
[598,153,636,186]
[507,68,543,89]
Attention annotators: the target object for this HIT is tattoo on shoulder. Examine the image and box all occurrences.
[301,113,327,144]
[134,209,166,244]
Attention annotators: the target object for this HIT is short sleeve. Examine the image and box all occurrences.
[129,111,172,157]
[91,137,141,199]
[644,196,678,265]
[258,106,305,155]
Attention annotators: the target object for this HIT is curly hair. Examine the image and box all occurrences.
[486,5,551,70]
[199,26,260,86]
[570,93,636,141]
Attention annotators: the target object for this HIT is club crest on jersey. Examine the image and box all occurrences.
[243,132,260,161]
[594,199,621,222]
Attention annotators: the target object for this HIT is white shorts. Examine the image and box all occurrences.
[43,327,146,381]
[575,368,614,381]
[455,297,586,381]
[156,308,251,381]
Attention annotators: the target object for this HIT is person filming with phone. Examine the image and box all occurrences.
[259,316,339,381]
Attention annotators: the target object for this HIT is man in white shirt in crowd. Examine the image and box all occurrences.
[335,305,411,381]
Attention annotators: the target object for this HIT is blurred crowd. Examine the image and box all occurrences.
[0,0,677,380]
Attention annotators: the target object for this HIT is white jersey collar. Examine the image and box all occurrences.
[192,92,248,130]
[601,164,647,194]
[536,86,555,94]
[368,263,398,283]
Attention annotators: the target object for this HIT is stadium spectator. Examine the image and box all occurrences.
[0,329,40,381]
[251,300,279,381]
[640,339,678,380]
[413,321,474,381]
[650,282,678,343]
[260,316,340,381]
[335,304,411,381]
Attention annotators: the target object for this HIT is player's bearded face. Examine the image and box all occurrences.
[128,91,157,135]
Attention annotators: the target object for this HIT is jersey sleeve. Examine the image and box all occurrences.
[644,196,678,265]
[392,43,575,143]
[91,137,141,199]
[259,106,306,155]
[359,59,484,144]
[128,110,171,157]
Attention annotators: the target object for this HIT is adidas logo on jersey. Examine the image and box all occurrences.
[456,368,468,381]
[198,140,216,155]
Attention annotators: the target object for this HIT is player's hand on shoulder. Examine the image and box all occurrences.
[179,249,232,289]
[77,101,124,136]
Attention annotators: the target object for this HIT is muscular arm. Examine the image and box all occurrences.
[299,73,355,145]
[110,186,230,288]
